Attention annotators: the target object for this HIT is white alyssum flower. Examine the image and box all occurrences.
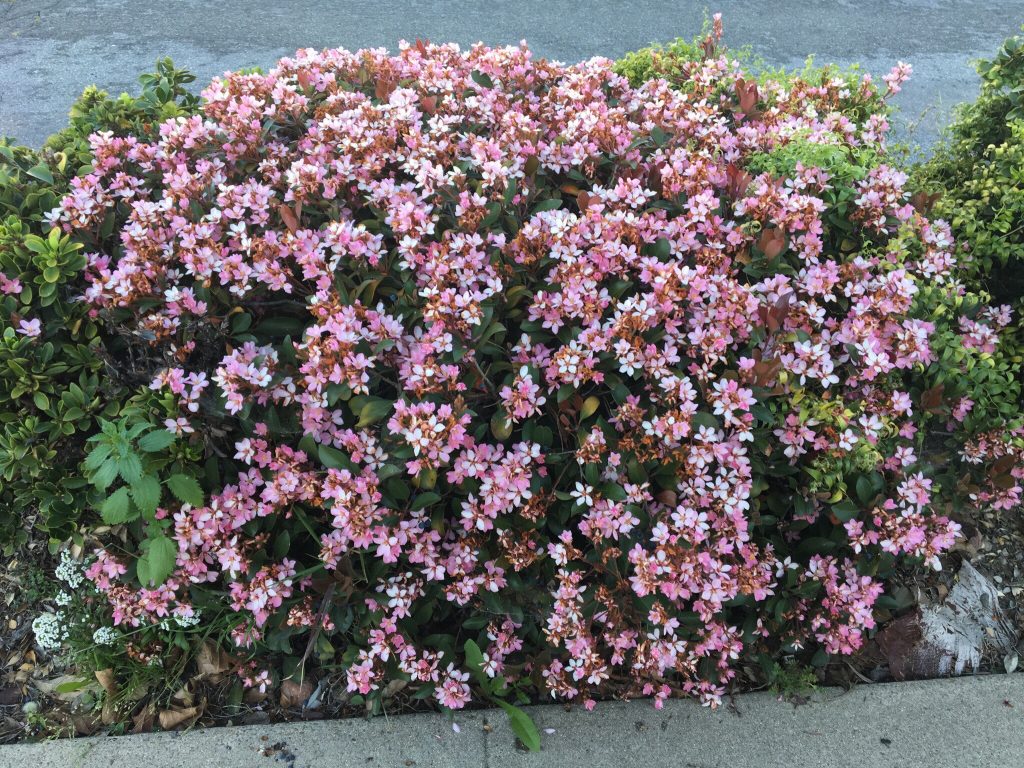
[175,610,202,628]
[32,612,68,651]
[54,550,85,589]
[159,610,203,632]
[92,627,120,646]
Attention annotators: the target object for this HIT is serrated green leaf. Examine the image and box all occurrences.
[100,486,137,525]
[138,429,176,452]
[131,474,162,517]
[166,474,204,507]
[91,460,119,491]
[138,534,176,586]
[117,453,144,484]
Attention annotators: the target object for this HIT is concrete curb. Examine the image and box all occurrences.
[0,675,1021,768]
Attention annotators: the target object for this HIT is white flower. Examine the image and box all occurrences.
[32,612,68,651]
[54,550,84,589]
[571,482,595,507]
[92,627,120,646]
[175,611,202,628]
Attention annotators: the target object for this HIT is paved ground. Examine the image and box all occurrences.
[1,1,1023,148]
[0,675,1021,768]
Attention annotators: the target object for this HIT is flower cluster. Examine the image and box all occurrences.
[51,36,1021,711]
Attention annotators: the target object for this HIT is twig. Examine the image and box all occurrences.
[297,583,336,682]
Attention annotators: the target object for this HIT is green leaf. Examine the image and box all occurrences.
[138,534,176,586]
[831,500,859,522]
[26,163,54,185]
[318,443,349,470]
[649,237,671,258]
[100,486,137,525]
[131,474,162,517]
[462,639,491,692]
[273,529,292,559]
[495,700,541,752]
[32,391,50,411]
[54,678,90,694]
[691,412,720,431]
[356,398,393,428]
[464,639,485,670]
[166,474,204,507]
[471,70,495,89]
[855,475,875,505]
[411,492,442,511]
[91,460,119,491]
[532,198,563,213]
[117,453,144,484]
[138,429,176,452]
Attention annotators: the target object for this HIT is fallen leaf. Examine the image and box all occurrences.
[243,687,268,705]
[159,703,202,730]
[132,703,156,734]
[95,668,117,697]
[279,677,314,708]
[171,684,194,708]
[195,640,234,680]
[0,687,21,706]
[100,699,118,726]
[34,675,100,702]
[1005,652,1019,675]
[71,713,101,736]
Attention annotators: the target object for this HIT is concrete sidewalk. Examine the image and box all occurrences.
[0,675,1021,768]
[1,1,1023,149]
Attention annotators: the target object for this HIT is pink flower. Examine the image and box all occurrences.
[0,273,21,295]
[435,664,471,709]
[17,318,41,337]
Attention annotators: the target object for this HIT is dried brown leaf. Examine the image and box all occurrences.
[279,677,314,708]
[158,703,202,731]
[94,668,117,697]
[195,641,233,680]
[132,703,156,734]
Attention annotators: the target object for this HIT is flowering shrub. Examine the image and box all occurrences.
[34,27,1024,719]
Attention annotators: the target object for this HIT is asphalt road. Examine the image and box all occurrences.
[1,1,1023,148]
